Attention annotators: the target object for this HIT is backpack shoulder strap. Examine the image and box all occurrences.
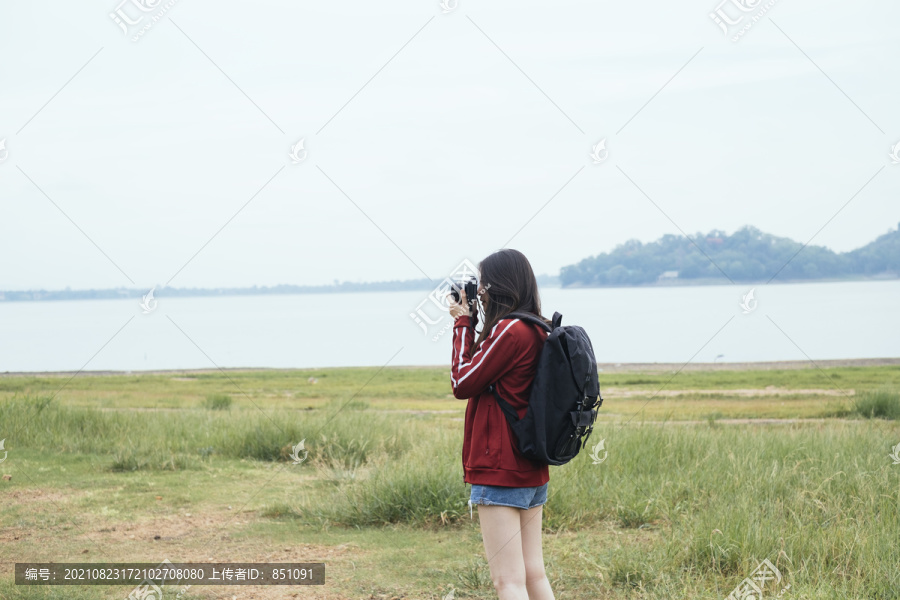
[489,311,561,425]
[489,383,522,424]
[502,311,557,333]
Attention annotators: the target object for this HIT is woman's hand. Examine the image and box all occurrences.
[447,289,471,319]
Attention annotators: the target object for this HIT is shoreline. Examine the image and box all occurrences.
[1,274,897,304]
[2,357,898,378]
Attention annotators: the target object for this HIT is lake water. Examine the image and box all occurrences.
[0,280,897,372]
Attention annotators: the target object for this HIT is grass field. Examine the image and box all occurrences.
[1,365,899,599]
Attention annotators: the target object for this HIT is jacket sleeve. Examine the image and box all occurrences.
[450,315,520,400]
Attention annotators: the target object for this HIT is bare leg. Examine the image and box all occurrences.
[477,505,529,600]
[520,506,554,600]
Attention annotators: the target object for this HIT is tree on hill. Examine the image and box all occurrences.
[559,224,899,286]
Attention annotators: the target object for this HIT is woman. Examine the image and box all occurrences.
[448,248,555,600]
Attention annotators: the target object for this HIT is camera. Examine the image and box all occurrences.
[449,275,478,307]
[449,276,481,329]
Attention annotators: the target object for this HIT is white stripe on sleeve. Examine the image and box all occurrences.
[456,319,518,385]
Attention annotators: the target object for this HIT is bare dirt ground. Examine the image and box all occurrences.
[617,417,841,425]
[2,503,361,600]
[604,386,853,397]
[595,357,900,372]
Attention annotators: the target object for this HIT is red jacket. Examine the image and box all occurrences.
[451,314,550,487]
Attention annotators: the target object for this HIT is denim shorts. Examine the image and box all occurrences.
[468,482,548,516]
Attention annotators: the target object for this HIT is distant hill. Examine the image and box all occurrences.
[3,225,896,302]
[0,273,562,302]
[559,224,900,287]
[0,278,435,302]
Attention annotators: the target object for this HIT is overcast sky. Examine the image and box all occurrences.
[1,0,898,291]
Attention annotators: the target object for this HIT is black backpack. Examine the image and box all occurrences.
[488,311,602,466]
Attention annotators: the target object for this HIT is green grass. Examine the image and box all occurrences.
[2,364,897,411]
[0,394,414,471]
[1,365,900,599]
[202,393,232,410]
[853,385,900,419]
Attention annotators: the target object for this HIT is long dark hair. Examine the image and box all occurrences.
[473,249,551,349]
